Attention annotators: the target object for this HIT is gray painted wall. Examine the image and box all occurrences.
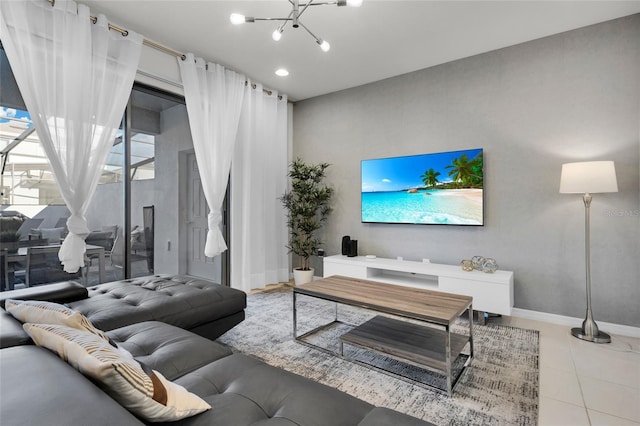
[292,15,640,327]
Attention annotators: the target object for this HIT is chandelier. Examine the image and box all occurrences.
[230,0,363,52]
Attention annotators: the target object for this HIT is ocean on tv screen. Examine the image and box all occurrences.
[361,188,483,225]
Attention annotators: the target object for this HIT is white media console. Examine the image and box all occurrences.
[323,255,514,316]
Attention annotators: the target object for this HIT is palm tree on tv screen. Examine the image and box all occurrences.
[445,153,483,188]
[420,168,441,188]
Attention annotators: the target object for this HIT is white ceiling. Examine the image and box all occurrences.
[81,1,640,101]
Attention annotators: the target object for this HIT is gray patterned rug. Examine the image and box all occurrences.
[218,287,539,425]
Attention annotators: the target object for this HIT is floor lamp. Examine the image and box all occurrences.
[560,161,618,343]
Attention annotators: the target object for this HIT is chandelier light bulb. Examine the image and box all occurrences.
[318,39,331,52]
[272,28,283,41]
[230,13,246,25]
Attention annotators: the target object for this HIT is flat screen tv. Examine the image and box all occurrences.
[361,148,484,225]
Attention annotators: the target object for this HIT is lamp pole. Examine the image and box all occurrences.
[571,192,611,343]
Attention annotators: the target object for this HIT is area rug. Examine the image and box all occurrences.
[218,287,539,426]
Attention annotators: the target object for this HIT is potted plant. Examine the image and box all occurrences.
[0,230,22,253]
[280,158,333,285]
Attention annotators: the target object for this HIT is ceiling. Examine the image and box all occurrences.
[81,1,640,101]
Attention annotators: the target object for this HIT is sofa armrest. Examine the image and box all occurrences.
[0,281,88,309]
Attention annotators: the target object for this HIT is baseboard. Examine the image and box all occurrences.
[511,308,640,338]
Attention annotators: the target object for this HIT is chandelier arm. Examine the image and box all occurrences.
[298,21,322,44]
[297,0,314,19]
[306,1,340,5]
[278,10,295,31]
[254,17,294,22]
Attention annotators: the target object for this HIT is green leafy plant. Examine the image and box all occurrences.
[280,158,333,271]
[0,230,21,242]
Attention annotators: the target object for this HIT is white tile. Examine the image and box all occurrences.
[579,375,640,422]
[540,332,578,373]
[589,410,640,426]
[540,366,584,406]
[571,337,640,389]
[539,396,590,426]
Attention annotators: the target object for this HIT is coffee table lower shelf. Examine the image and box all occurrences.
[339,315,471,395]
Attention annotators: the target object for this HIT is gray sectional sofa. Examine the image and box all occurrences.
[0,275,433,426]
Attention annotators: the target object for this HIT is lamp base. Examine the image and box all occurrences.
[571,327,611,343]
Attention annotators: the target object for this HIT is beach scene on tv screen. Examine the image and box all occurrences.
[361,148,483,225]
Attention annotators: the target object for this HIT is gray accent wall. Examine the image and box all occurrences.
[292,15,640,327]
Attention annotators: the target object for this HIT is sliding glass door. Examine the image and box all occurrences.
[2,45,228,289]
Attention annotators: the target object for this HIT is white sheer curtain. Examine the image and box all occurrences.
[230,83,289,293]
[0,0,143,272]
[178,53,245,258]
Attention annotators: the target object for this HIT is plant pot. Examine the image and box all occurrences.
[0,241,20,253]
[293,268,314,286]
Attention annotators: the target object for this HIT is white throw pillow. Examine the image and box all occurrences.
[5,299,110,342]
[148,369,212,421]
[23,323,211,422]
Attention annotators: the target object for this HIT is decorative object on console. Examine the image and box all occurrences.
[341,235,351,255]
[471,256,485,270]
[560,161,617,343]
[460,259,473,272]
[230,0,363,53]
[347,240,358,257]
[481,258,498,273]
[280,158,333,285]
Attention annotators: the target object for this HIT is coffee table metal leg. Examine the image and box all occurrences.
[468,304,474,362]
[445,324,452,396]
[293,290,298,339]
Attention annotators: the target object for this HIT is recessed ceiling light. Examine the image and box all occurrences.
[275,68,289,77]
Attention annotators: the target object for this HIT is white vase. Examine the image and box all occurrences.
[293,268,314,286]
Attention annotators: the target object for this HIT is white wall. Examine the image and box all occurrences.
[292,15,640,327]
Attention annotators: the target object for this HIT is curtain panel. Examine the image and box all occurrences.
[178,53,245,258]
[0,0,142,272]
[230,84,289,293]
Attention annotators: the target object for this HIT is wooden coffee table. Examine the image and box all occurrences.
[293,275,473,395]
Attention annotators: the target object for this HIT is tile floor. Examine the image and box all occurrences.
[494,316,640,425]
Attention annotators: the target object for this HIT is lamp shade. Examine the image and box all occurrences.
[560,161,618,194]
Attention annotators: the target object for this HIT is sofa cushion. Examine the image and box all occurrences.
[0,280,88,309]
[0,345,143,426]
[0,310,31,348]
[68,275,246,335]
[40,227,65,242]
[6,299,111,342]
[172,354,378,426]
[107,321,232,380]
[23,323,211,422]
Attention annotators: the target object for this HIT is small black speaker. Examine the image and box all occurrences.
[341,236,351,255]
[348,240,358,257]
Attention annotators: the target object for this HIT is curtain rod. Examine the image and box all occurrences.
[47,0,288,101]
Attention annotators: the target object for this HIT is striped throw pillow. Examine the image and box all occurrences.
[23,323,210,421]
[5,299,111,343]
